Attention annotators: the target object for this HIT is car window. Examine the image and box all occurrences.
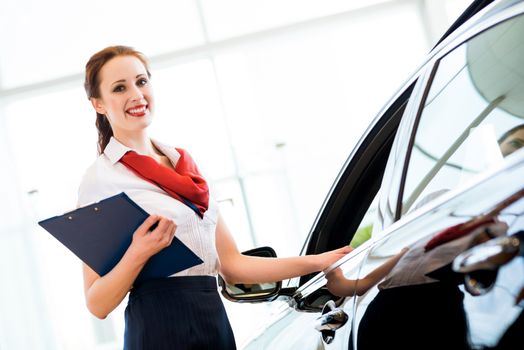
[349,192,379,248]
[400,13,524,216]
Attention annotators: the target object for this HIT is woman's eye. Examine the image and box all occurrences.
[113,85,125,93]
[137,78,148,86]
[509,140,524,149]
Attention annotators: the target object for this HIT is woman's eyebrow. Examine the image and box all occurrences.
[111,75,145,86]
[111,79,126,86]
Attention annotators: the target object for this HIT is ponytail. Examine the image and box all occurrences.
[95,113,113,155]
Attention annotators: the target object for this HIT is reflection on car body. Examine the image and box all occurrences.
[220,1,524,349]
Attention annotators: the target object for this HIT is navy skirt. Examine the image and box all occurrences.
[124,276,236,350]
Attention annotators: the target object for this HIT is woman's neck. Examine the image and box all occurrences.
[113,131,159,157]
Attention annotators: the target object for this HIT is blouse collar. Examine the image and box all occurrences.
[104,137,181,166]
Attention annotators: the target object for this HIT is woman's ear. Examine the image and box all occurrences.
[90,97,106,115]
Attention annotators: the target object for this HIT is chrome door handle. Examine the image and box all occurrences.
[315,300,348,344]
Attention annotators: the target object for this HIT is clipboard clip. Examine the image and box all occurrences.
[66,206,100,221]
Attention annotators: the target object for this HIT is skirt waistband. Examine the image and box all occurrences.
[130,276,218,301]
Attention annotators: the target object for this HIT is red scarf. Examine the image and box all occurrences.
[120,148,209,218]
[424,217,496,252]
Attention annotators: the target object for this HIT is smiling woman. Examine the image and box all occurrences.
[76,45,351,350]
[84,47,154,155]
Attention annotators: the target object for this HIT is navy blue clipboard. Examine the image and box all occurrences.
[38,192,203,284]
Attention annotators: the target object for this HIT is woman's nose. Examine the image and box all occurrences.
[129,86,144,102]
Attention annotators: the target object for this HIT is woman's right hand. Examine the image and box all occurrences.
[128,215,177,263]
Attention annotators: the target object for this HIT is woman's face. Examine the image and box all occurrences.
[91,55,154,138]
[500,128,524,157]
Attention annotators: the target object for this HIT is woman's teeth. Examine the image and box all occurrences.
[127,106,147,115]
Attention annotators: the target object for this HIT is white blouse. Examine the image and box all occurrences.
[77,137,219,277]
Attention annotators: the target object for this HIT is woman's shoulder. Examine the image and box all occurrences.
[77,154,119,206]
[79,153,111,180]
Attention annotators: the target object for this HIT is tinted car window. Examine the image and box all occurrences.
[400,13,524,216]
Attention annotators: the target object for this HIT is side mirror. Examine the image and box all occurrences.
[218,246,282,302]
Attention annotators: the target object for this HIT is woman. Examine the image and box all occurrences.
[80,45,352,350]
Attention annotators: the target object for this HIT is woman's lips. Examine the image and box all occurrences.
[126,105,148,117]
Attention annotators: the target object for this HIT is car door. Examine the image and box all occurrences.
[353,3,524,349]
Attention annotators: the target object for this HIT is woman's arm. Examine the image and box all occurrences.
[215,214,352,284]
[83,215,176,319]
[326,247,409,297]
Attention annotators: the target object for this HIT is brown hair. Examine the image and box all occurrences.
[84,45,151,154]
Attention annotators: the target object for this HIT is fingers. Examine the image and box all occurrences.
[325,267,342,280]
[331,245,352,255]
[150,217,177,247]
[325,268,347,297]
[338,246,353,254]
[130,215,177,260]
[166,220,176,246]
[321,246,352,273]
[135,215,160,236]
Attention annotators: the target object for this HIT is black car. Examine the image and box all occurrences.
[220,1,524,348]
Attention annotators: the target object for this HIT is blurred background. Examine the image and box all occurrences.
[0,0,471,348]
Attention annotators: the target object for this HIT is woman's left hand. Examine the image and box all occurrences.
[316,246,353,271]
[325,267,354,297]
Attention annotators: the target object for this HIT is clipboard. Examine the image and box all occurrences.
[38,192,203,284]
